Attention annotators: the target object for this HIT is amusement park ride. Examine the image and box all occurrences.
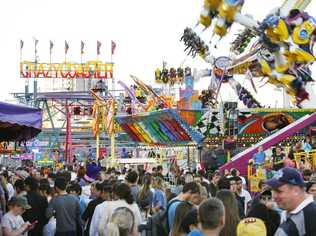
[9,0,316,179]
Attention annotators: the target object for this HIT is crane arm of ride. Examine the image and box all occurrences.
[220,111,316,175]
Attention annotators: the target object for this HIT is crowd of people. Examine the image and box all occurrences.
[0,158,315,236]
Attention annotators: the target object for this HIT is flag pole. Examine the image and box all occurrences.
[110,40,116,165]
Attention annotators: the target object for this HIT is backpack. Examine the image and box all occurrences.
[141,199,180,236]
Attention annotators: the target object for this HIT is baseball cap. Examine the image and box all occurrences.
[237,218,266,236]
[10,196,31,210]
[265,167,305,189]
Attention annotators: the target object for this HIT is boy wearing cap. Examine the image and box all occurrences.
[2,196,32,236]
[265,167,316,236]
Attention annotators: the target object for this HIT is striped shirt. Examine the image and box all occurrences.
[275,195,316,236]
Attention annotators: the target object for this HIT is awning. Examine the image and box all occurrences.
[0,102,42,141]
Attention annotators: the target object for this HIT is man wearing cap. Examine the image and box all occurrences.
[265,167,316,236]
[1,196,32,236]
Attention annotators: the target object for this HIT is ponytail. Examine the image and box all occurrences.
[107,222,120,236]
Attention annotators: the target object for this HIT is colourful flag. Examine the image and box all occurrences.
[49,40,54,53]
[65,40,69,54]
[20,40,24,50]
[111,40,116,55]
[97,41,102,55]
[81,41,85,54]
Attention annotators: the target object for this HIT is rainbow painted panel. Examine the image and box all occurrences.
[115,109,203,145]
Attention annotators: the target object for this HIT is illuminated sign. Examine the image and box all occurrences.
[20,61,113,79]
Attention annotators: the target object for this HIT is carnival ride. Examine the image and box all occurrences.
[180,0,315,108]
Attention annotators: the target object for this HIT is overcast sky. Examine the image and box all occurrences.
[1,0,315,107]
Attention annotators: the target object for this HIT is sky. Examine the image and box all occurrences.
[1,0,316,108]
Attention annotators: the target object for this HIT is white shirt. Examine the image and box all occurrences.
[1,211,27,236]
[90,200,142,236]
[239,188,252,215]
[6,183,15,200]
[290,194,314,215]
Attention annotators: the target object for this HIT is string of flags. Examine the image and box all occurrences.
[19,40,117,56]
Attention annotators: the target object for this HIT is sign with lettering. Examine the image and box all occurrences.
[20,61,113,79]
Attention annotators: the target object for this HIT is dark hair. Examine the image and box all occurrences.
[171,202,194,236]
[230,168,238,177]
[138,174,152,200]
[303,169,313,177]
[181,209,198,234]
[67,183,82,195]
[14,179,25,191]
[306,181,316,192]
[24,177,39,191]
[48,173,57,179]
[157,165,163,172]
[39,183,52,195]
[218,177,230,190]
[199,198,225,230]
[216,190,240,236]
[55,177,67,191]
[182,182,200,194]
[125,171,138,183]
[113,183,134,204]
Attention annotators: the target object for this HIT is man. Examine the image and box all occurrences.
[229,176,245,219]
[168,182,200,230]
[236,176,252,215]
[82,182,112,236]
[14,179,27,197]
[252,146,266,167]
[188,198,225,236]
[125,170,139,201]
[265,167,316,235]
[23,176,48,236]
[209,171,221,197]
[46,177,82,236]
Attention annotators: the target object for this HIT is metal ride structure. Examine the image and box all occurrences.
[181,0,315,108]
[16,40,120,164]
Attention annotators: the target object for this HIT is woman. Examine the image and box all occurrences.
[136,174,153,218]
[107,207,135,236]
[170,201,194,236]
[216,190,240,236]
[98,183,142,236]
[152,177,167,212]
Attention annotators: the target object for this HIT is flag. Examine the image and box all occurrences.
[20,40,24,50]
[97,41,102,55]
[81,41,84,54]
[49,40,54,53]
[35,39,39,54]
[65,40,69,54]
[111,40,116,55]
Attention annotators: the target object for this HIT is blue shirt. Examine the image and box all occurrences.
[153,189,167,209]
[253,151,266,165]
[167,200,182,230]
[187,230,204,236]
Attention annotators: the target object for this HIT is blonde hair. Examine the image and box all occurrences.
[107,207,135,236]
[152,177,164,191]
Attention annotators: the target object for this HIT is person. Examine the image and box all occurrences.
[252,146,266,167]
[272,147,285,171]
[96,183,142,236]
[181,209,199,235]
[306,181,316,201]
[67,182,89,216]
[152,177,167,212]
[168,182,200,231]
[23,176,48,236]
[216,190,240,236]
[236,218,267,236]
[235,177,251,215]
[106,207,134,236]
[82,182,112,236]
[188,198,225,236]
[228,177,245,219]
[2,196,32,236]
[14,180,27,198]
[46,177,82,236]
[302,135,313,152]
[265,167,316,235]
[209,171,221,197]
[170,201,194,236]
[136,174,153,218]
[247,189,280,236]
[125,171,139,202]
